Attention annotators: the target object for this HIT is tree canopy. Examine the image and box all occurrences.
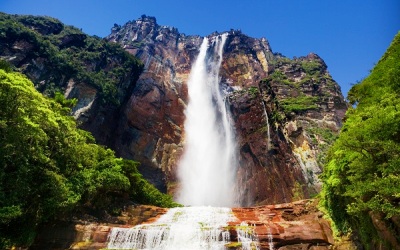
[0,67,178,248]
[320,32,400,249]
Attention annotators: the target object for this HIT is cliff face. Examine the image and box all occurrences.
[105,16,276,193]
[229,53,348,205]
[106,15,347,204]
[1,13,347,205]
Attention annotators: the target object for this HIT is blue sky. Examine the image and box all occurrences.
[1,0,399,97]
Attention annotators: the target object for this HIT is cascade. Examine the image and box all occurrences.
[261,100,271,150]
[177,34,238,207]
[107,207,233,250]
[107,34,261,249]
[236,222,260,250]
[107,207,260,250]
[267,227,274,250]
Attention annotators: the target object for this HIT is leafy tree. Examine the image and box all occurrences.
[0,69,178,248]
[320,32,400,249]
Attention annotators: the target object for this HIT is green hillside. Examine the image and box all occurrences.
[320,32,400,249]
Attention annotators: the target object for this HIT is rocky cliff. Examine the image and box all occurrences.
[0,12,143,153]
[0,13,347,205]
[105,15,348,204]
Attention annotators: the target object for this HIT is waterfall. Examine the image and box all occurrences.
[107,207,233,250]
[267,227,274,250]
[236,222,260,250]
[177,34,238,207]
[107,207,261,250]
[107,34,261,249]
[261,100,271,151]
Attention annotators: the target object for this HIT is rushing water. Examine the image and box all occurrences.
[107,207,259,250]
[177,34,238,207]
[107,34,265,249]
[261,100,271,151]
[108,207,232,250]
[236,222,260,250]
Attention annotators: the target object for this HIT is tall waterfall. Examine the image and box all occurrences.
[177,34,238,207]
[107,34,262,250]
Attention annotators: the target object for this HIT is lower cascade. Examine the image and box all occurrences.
[107,207,259,250]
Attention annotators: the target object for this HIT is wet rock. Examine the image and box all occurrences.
[32,200,336,250]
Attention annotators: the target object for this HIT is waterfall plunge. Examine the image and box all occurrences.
[107,34,264,250]
[177,34,238,207]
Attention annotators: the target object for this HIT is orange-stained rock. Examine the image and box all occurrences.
[32,200,335,250]
[231,199,334,249]
[31,205,168,250]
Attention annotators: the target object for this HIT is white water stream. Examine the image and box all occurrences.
[107,207,259,250]
[177,34,237,207]
[108,207,232,250]
[107,34,265,249]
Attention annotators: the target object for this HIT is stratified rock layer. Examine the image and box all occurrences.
[231,200,334,249]
[31,200,334,250]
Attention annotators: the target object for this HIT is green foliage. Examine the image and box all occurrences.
[292,182,305,201]
[270,109,284,123]
[0,13,143,105]
[247,86,259,98]
[301,60,322,75]
[0,70,177,248]
[268,70,294,86]
[0,60,13,73]
[306,126,338,166]
[279,95,319,114]
[54,91,77,109]
[320,32,400,249]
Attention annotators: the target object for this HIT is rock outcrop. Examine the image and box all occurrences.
[30,205,168,250]
[1,13,348,205]
[0,12,143,161]
[106,15,347,204]
[31,200,334,250]
[231,199,334,249]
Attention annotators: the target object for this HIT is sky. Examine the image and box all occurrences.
[1,0,399,97]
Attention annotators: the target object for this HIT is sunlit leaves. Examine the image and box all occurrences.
[0,69,177,248]
[320,32,400,248]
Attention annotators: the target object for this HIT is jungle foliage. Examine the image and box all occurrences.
[0,68,178,248]
[0,12,143,105]
[320,32,400,249]
[263,55,331,116]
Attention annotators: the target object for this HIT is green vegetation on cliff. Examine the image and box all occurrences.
[320,32,400,249]
[264,54,332,116]
[0,12,143,105]
[0,68,178,248]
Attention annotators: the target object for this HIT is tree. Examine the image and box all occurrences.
[0,69,178,248]
[320,32,400,248]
